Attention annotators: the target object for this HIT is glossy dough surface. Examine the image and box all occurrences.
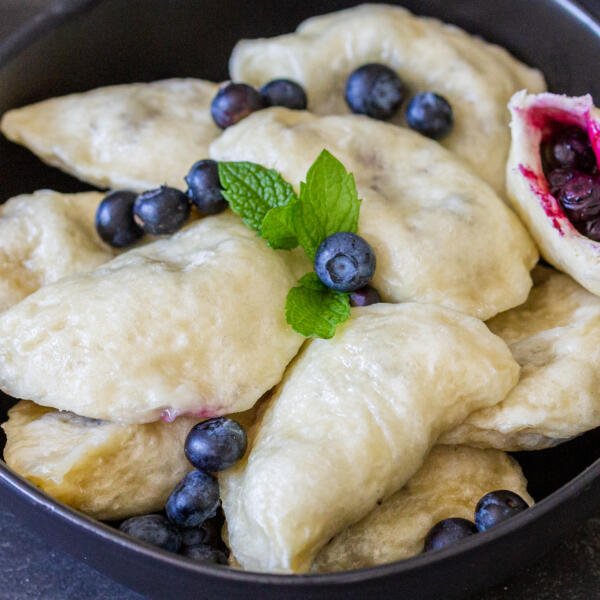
[1,79,220,191]
[0,190,111,311]
[0,213,303,423]
[314,445,532,572]
[211,108,538,320]
[220,303,519,573]
[506,91,600,296]
[230,4,546,193]
[442,266,600,450]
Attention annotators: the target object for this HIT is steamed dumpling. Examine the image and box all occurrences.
[229,4,546,193]
[0,212,303,423]
[505,91,600,296]
[314,445,532,572]
[220,303,519,573]
[1,79,220,191]
[211,108,538,320]
[0,190,111,311]
[442,266,600,450]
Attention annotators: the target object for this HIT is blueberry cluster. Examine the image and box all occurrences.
[423,490,529,553]
[95,160,227,248]
[118,417,247,565]
[542,125,600,241]
[210,79,307,129]
[345,63,454,139]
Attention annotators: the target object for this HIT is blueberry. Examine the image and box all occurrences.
[349,285,381,307]
[345,63,405,121]
[95,190,143,248]
[474,490,529,532]
[314,232,376,292]
[133,186,190,235]
[181,543,228,565]
[181,519,222,548]
[405,92,453,140]
[185,417,247,472]
[423,518,477,552]
[119,514,182,552]
[260,79,307,110]
[185,160,228,215]
[555,171,600,222]
[542,126,597,174]
[166,470,220,528]
[579,217,600,242]
[210,83,265,129]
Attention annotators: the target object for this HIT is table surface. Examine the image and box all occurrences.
[1,1,600,598]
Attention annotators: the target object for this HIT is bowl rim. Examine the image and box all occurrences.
[0,0,600,587]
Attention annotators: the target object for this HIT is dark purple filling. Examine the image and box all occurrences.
[541,123,600,241]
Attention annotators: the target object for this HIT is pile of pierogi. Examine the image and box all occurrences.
[1,4,600,574]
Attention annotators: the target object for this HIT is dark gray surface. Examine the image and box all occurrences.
[0,0,600,598]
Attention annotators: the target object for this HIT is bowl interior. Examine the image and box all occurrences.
[0,0,599,597]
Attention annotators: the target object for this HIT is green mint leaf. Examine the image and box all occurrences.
[285,272,351,339]
[261,201,299,250]
[218,161,298,232]
[294,150,361,259]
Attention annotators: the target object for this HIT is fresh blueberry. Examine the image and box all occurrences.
[119,514,182,552]
[579,217,600,242]
[95,190,143,248]
[474,490,529,532]
[405,92,453,139]
[555,171,600,223]
[185,160,228,215]
[133,186,190,235]
[185,417,247,472]
[181,543,228,565]
[349,285,381,307]
[166,470,220,528]
[345,63,406,121]
[314,232,376,292]
[210,83,265,129]
[542,126,597,174]
[423,518,477,552]
[260,79,307,110]
[181,519,222,548]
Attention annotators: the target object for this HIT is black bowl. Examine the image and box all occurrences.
[1,1,599,598]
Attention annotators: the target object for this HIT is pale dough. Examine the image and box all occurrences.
[220,303,519,573]
[1,79,221,192]
[506,91,600,297]
[0,190,111,311]
[211,108,538,320]
[442,266,600,450]
[0,212,303,423]
[230,4,546,193]
[314,445,532,572]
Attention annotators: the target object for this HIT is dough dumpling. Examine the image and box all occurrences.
[442,266,600,450]
[0,190,111,311]
[211,108,538,320]
[506,91,600,296]
[230,4,546,193]
[0,213,303,423]
[314,445,532,572]
[220,303,519,573]
[1,79,220,191]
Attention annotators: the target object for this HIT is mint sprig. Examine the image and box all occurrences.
[218,150,363,339]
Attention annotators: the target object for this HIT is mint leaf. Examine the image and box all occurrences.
[294,150,361,259]
[285,272,351,339]
[261,201,298,249]
[218,161,297,232]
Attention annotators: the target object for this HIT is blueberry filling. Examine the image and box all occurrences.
[541,122,600,241]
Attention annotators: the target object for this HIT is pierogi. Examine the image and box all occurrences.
[0,190,111,311]
[442,266,600,451]
[1,79,220,191]
[229,4,546,193]
[211,108,538,320]
[314,445,532,572]
[506,91,600,296]
[219,303,519,573]
[0,212,303,423]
